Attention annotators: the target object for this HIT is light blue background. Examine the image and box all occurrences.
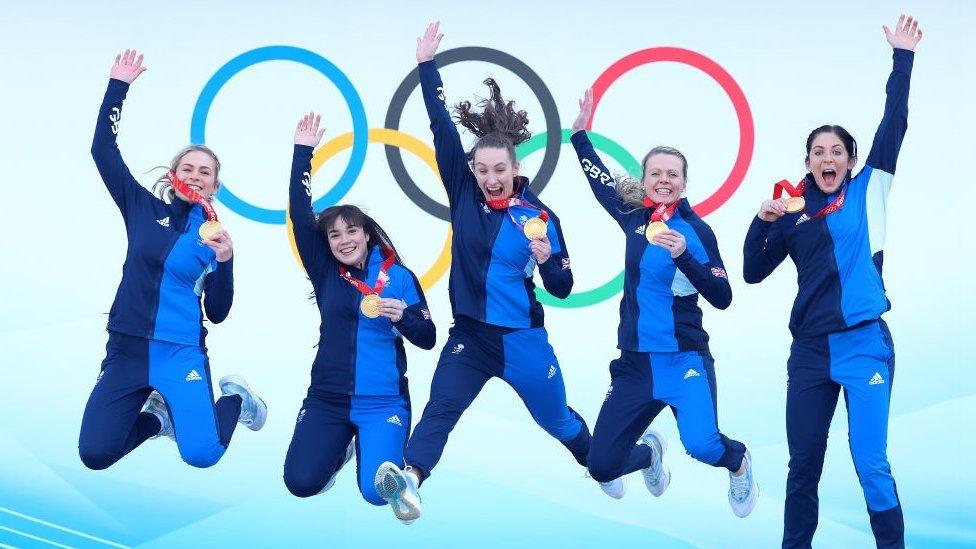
[1,1,973,547]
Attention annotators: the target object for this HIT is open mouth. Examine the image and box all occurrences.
[652,186,673,200]
[485,183,505,199]
[339,245,358,258]
[821,168,837,186]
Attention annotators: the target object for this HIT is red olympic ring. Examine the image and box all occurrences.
[587,47,754,218]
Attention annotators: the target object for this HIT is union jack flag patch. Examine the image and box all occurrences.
[710,267,728,279]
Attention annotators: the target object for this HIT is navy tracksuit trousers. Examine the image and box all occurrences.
[404,317,591,478]
[784,319,903,548]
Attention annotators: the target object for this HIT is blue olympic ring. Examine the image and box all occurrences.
[190,46,368,224]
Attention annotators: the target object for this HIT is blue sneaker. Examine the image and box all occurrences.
[639,428,670,497]
[321,440,356,494]
[374,461,421,524]
[142,391,174,441]
[729,450,758,517]
[219,375,267,431]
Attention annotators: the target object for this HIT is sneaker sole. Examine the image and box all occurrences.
[219,375,267,431]
[374,463,420,523]
[642,429,670,497]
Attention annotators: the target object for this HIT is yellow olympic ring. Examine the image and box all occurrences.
[286,128,452,290]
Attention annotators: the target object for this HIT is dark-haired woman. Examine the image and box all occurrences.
[79,49,267,471]
[743,15,921,548]
[569,89,757,516]
[284,113,436,507]
[374,22,592,524]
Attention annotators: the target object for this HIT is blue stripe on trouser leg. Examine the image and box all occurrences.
[351,395,411,506]
[283,394,356,497]
[587,351,661,483]
[501,327,590,466]
[829,320,903,547]
[79,333,161,470]
[403,326,493,478]
[651,351,746,471]
[148,340,240,468]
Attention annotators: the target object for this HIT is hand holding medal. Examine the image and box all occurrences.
[528,235,552,264]
[167,171,234,262]
[644,198,680,247]
[651,230,687,258]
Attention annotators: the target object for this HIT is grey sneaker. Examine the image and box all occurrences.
[639,428,670,497]
[219,375,267,431]
[729,450,758,517]
[142,391,175,441]
[598,477,626,499]
[321,440,356,494]
[374,461,421,524]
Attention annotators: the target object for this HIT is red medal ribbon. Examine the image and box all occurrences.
[485,195,549,230]
[338,247,396,297]
[167,171,218,222]
[773,177,847,219]
[642,197,680,223]
[773,179,804,200]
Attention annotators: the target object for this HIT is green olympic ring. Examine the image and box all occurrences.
[515,129,639,308]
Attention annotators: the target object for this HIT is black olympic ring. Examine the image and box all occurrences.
[384,47,562,222]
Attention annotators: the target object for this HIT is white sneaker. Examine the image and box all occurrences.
[142,391,175,441]
[321,440,356,494]
[598,477,626,499]
[729,450,758,518]
[219,375,267,431]
[374,461,422,524]
[639,428,670,497]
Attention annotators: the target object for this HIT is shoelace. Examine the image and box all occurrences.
[730,472,751,501]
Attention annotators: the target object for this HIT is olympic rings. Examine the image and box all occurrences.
[286,129,453,291]
[193,45,753,306]
[587,47,754,218]
[384,47,562,222]
[191,46,369,224]
[517,129,639,308]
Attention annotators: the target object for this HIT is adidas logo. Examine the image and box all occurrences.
[386,415,403,427]
[635,225,646,236]
[547,365,557,379]
[185,369,203,382]
[157,216,170,227]
[683,369,700,380]
[795,213,810,226]
[869,372,885,386]
[451,343,465,354]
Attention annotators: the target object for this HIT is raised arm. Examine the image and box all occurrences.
[865,15,921,174]
[569,89,632,229]
[289,112,331,279]
[416,22,470,204]
[91,49,151,216]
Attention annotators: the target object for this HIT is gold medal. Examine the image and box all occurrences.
[360,294,380,318]
[199,220,223,240]
[784,196,806,214]
[645,221,668,243]
[523,217,547,239]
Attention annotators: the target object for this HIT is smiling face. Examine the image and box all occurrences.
[805,128,856,194]
[641,153,686,205]
[327,216,370,269]
[472,146,519,201]
[173,149,219,202]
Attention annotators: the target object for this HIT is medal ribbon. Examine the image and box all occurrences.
[774,177,847,219]
[485,196,549,230]
[642,197,679,223]
[338,247,396,296]
[167,171,218,222]
[773,179,804,200]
